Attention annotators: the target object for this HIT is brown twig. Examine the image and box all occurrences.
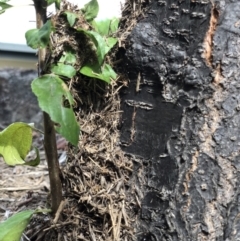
[33,0,62,215]
[16,197,33,209]
[53,199,67,224]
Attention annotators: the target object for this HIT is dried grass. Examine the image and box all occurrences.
[118,0,150,47]
[26,0,150,240]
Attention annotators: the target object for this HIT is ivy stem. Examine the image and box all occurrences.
[33,0,62,215]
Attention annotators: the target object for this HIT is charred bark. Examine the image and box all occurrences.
[119,0,240,240]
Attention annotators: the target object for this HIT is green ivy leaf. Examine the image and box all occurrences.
[59,50,77,65]
[65,11,78,27]
[24,147,40,167]
[105,37,118,55]
[78,29,117,65]
[46,0,55,4]
[51,63,76,78]
[46,0,61,9]
[77,29,106,65]
[0,210,34,241]
[109,17,119,33]
[92,18,119,36]
[55,0,61,9]
[31,74,80,146]
[25,20,54,49]
[80,63,117,83]
[0,1,12,14]
[0,123,37,166]
[81,0,99,21]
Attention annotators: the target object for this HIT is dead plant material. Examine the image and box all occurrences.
[118,0,150,47]
[53,199,67,224]
[62,63,135,239]
[22,0,151,239]
[24,0,141,240]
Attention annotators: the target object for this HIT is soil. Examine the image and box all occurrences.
[0,129,67,223]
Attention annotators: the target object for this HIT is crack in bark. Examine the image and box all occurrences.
[179,4,239,239]
[203,4,219,67]
[200,64,223,159]
[130,107,137,143]
[182,150,199,196]
[198,13,238,239]
[198,61,225,241]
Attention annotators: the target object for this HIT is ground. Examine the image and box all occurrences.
[0,131,66,230]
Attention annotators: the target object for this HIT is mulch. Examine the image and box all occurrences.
[0,129,67,237]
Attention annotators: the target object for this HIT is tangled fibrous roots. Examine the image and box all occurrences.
[48,1,96,73]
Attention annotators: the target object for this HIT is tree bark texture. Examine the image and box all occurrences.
[120,0,240,240]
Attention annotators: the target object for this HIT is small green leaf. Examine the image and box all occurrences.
[105,37,118,55]
[77,29,106,65]
[24,147,40,167]
[109,17,119,33]
[92,19,109,36]
[25,20,54,49]
[59,50,77,65]
[31,74,80,146]
[46,0,55,5]
[0,2,12,14]
[81,0,99,21]
[78,29,117,65]
[0,123,33,166]
[92,18,119,36]
[46,0,61,9]
[55,0,61,9]
[51,63,76,78]
[80,63,117,83]
[0,210,34,241]
[25,29,39,48]
[65,11,78,27]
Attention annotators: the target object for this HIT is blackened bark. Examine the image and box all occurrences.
[120,0,240,240]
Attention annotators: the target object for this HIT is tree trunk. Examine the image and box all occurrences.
[119,0,240,240]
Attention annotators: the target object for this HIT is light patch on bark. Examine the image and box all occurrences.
[131,107,137,142]
[199,63,226,241]
[202,4,219,67]
[203,202,224,240]
[200,64,223,159]
[198,7,237,240]
[182,150,199,195]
